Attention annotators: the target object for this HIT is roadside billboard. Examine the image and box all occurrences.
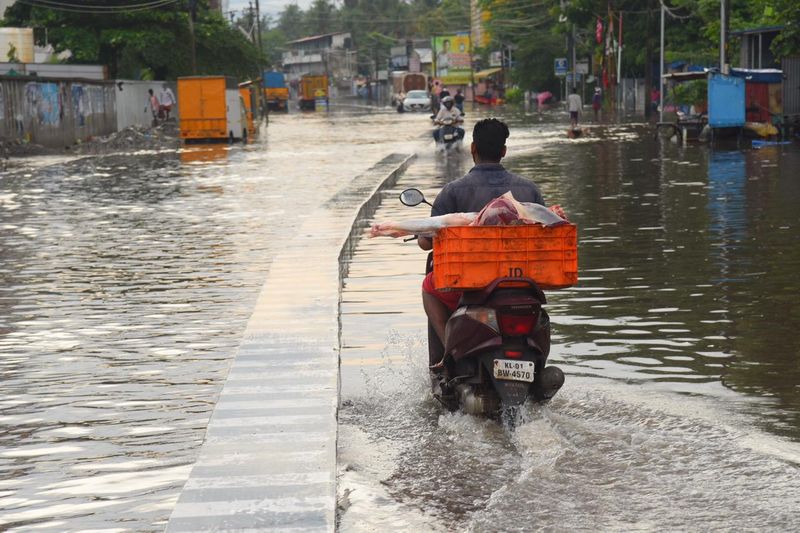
[432,32,472,84]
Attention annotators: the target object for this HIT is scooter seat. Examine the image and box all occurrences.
[458,277,547,307]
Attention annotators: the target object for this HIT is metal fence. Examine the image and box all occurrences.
[782,56,800,116]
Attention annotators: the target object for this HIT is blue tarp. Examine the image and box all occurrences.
[668,60,707,72]
[262,71,286,88]
[730,68,783,84]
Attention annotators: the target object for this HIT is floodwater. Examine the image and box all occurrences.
[339,111,800,530]
[0,108,428,530]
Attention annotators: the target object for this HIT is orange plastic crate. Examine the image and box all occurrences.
[432,224,578,290]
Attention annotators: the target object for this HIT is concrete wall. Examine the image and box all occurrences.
[0,76,116,147]
[115,79,178,130]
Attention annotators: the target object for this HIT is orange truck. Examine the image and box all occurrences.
[299,74,329,111]
[178,76,246,142]
[238,80,259,139]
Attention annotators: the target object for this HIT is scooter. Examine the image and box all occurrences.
[434,117,464,151]
[400,188,565,422]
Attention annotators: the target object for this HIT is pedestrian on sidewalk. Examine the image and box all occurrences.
[147,89,160,126]
[159,85,176,120]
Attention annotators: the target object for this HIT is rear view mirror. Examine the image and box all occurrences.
[400,188,427,207]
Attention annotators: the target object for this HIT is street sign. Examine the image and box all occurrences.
[566,72,582,83]
[576,60,589,74]
[555,57,568,77]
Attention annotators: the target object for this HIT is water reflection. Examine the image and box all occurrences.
[179,143,230,165]
[339,110,800,530]
[0,108,429,529]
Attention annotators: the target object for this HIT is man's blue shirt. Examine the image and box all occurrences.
[431,163,545,216]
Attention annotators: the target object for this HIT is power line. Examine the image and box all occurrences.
[18,0,181,14]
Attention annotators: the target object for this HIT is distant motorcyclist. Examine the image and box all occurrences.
[433,96,465,143]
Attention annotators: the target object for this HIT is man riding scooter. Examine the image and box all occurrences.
[418,118,546,370]
[432,96,465,144]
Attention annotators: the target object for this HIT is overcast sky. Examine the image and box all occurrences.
[227,0,313,21]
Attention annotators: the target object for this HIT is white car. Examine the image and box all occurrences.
[403,90,431,112]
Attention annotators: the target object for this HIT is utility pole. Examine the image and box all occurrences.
[255,0,263,60]
[617,11,623,111]
[570,24,577,91]
[659,0,664,122]
[720,0,727,72]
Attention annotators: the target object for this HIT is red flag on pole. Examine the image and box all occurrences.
[596,17,603,44]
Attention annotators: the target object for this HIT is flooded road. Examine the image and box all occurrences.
[339,111,800,530]
[0,108,427,530]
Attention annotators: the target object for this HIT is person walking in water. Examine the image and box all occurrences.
[592,87,602,121]
[147,89,160,126]
[159,85,177,120]
[568,88,582,129]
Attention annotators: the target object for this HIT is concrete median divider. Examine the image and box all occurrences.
[166,153,415,532]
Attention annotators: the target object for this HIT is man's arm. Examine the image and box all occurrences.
[417,185,452,250]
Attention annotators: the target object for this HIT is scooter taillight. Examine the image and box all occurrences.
[498,314,536,336]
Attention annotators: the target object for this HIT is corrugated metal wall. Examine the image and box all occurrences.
[782,56,800,116]
[0,76,116,148]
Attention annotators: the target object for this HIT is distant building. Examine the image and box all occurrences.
[414,49,433,75]
[282,32,355,85]
[388,38,433,76]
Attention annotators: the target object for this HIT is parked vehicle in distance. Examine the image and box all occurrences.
[299,74,329,111]
[403,90,431,112]
[178,76,245,143]
[391,72,429,106]
[238,80,260,140]
[262,71,289,112]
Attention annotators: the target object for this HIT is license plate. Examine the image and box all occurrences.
[493,359,535,382]
[444,134,454,140]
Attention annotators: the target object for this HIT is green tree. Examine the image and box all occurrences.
[305,0,338,36]
[479,0,563,92]
[3,0,262,79]
[751,0,800,57]
[278,3,307,41]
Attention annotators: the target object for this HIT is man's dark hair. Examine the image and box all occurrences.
[472,118,509,162]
